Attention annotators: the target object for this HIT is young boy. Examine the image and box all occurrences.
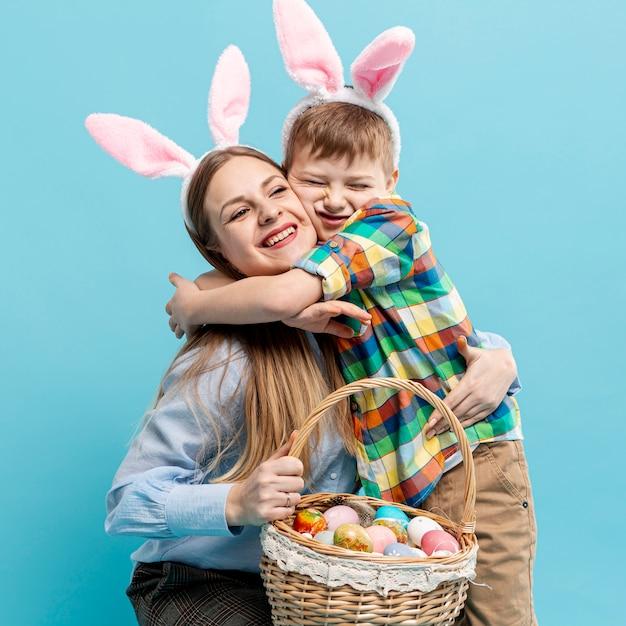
[168,101,522,506]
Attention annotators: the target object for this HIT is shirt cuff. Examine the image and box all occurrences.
[294,244,350,301]
[474,330,522,396]
[166,483,243,537]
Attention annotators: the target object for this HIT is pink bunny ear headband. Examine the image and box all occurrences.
[274,0,415,169]
[84,45,251,234]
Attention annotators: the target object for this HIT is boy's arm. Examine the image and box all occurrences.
[167,270,236,338]
[293,197,423,300]
[167,269,323,330]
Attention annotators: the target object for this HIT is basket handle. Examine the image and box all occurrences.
[289,377,476,535]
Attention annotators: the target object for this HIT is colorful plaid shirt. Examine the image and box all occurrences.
[294,197,521,506]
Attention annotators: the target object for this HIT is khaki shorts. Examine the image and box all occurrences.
[423,440,538,626]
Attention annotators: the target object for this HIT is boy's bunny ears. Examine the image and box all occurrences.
[274,0,415,168]
[84,45,251,233]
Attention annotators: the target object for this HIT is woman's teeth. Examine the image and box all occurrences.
[264,226,295,247]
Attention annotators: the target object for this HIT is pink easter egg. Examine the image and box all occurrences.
[364,525,397,553]
[420,530,461,556]
[323,505,360,531]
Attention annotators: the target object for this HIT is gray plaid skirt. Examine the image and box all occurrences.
[126,561,273,626]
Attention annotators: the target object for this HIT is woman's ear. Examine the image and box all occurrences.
[387,168,399,194]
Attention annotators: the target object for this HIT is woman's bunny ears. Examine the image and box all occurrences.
[274,0,414,167]
[84,45,251,233]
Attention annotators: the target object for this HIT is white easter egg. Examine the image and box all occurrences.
[313,530,336,545]
[407,516,444,547]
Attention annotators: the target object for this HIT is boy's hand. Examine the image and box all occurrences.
[426,336,517,438]
[165,272,203,339]
[283,301,371,338]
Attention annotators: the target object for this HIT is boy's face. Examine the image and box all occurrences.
[287,146,398,242]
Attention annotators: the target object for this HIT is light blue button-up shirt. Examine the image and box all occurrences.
[105,336,359,573]
[105,331,517,574]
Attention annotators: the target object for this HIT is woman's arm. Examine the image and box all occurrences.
[425,336,519,438]
[473,329,521,395]
[105,349,245,538]
[105,344,305,538]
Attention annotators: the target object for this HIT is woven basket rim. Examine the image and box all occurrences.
[268,492,477,567]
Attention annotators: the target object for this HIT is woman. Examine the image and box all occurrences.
[107,147,519,625]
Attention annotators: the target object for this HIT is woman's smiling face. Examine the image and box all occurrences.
[205,156,317,276]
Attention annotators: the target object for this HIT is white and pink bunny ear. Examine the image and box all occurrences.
[273,0,344,95]
[351,26,415,102]
[208,45,251,147]
[85,113,196,179]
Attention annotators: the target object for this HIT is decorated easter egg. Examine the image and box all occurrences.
[407,516,444,547]
[323,505,360,531]
[293,508,327,535]
[364,525,397,553]
[374,505,410,527]
[383,542,426,557]
[421,530,461,556]
[314,530,335,545]
[334,523,374,552]
[373,519,408,543]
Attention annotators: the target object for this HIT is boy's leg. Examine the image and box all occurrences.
[422,440,538,626]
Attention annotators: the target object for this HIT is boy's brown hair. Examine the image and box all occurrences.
[283,101,394,174]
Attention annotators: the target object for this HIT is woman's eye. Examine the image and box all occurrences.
[270,185,287,197]
[230,207,249,221]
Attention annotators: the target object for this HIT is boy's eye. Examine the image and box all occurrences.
[305,179,325,186]
[230,207,250,221]
[349,183,371,190]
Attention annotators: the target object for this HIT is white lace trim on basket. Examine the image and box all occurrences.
[260,525,477,596]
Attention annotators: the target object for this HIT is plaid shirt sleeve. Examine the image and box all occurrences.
[293,197,430,301]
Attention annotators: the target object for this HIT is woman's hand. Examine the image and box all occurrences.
[165,272,202,338]
[426,336,518,438]
[283,301,372,338]
[225,432,305,527]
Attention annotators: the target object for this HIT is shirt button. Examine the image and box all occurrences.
[329,241,339,249]
[330,472,337,480]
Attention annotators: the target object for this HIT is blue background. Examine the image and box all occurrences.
[2,1,624,624]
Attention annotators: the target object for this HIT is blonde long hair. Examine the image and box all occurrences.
[156,146,355,483]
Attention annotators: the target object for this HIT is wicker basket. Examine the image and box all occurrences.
[259,377,478,625]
